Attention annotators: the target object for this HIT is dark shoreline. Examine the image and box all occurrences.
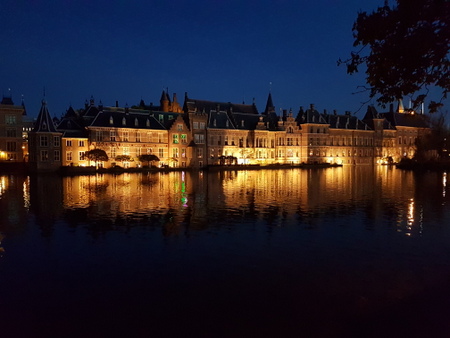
[396,159,450,171]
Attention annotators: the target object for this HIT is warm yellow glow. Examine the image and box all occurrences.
[443,172,447,198]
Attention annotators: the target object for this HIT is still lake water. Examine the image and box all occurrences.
[1,167,450,337]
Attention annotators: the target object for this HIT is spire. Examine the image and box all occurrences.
[33,99,57,132]
[397,98,405,113]
[21,94,27,115]
[264,92,275,115]
[160,89,169,112]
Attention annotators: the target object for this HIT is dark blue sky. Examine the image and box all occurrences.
[2,0,410,118]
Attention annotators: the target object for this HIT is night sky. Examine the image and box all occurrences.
[1,0,414,119]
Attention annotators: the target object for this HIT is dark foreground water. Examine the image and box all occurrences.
[1,167,450,337]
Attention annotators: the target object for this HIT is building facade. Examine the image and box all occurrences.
[0,95,26,162]
[21,91,431,171]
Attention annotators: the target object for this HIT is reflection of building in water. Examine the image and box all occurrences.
[0,175,30,233]
[23,167,444,237]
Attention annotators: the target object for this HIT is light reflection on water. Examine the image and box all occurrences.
[1,167,450,336]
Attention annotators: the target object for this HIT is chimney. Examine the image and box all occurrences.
[116,100,119,107]
[310,104,315,110]
[389,103,394,113]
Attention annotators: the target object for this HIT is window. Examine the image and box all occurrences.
[40,150,49,161]
[54,150,60,161]
[136,132,141,142]
[158,148,164,159]
[135,118,139,127]
[172,148,179,158]
[194,134,205,144]
[123,131,129,142]
[224,136,229,145]
[54,136,60,147]
[66,140,72,147]
[177,124,183,131]
[6,129,16,137]
[159,115,164,123]
[109,116,114,125]
[5,115,16,125]
[78,140,84,147]
[122,117,126,126]
[66,151,72,161]
[181,134,187,144]
[110,131,116,141]
[123,147,129,155]
[40,136,48,147]
[197,148,203,158]
[96,131,103,142]
[110,147,116,159]
[79,151,85,161]
[181,148,186,158]
[193,122,199,129]
[6,142,16,151]
[158,133,163,143]
[200,122,205,129]
[173,134,179,144]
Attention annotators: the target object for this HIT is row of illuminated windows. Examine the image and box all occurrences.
[109,147,165,160]
[309,149,374,157]
[95,131,166,143]
[398,136,417,145]
[171,148,187,158]
[66,151,86,162]
[172,134,188,144]
[65,140,85,147]
[310,137,374,146]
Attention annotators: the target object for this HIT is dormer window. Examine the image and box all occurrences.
[226,120,229,128]
[122,117,126,126]
[135,118,138,127]
[241,120,244,127]
[146,119,150,127]
[109,116,114,125]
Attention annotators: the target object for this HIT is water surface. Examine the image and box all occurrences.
[1,167,450,337]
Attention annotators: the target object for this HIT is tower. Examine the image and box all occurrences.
[28,99,62,172]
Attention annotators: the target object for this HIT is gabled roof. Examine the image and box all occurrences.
[57,117,88,138]
[362,105,396,130]
[65,106,78,118]
[296,105,327,124]
[208,110,236,129]
[324,113,370,130]
[1,96,14,105]
[184,95,259,115]
[33,100,58,133]
[231,112,261,130]
[89,110,165,130]
[381,111,429,128]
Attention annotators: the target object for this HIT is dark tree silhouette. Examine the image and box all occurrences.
[84,149,108,167]
[137,154,160,167]
[339,0,450,112]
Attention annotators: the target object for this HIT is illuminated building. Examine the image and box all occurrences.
[27,99,62,172]
[0,94,26,162]
[20,92,431,171]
